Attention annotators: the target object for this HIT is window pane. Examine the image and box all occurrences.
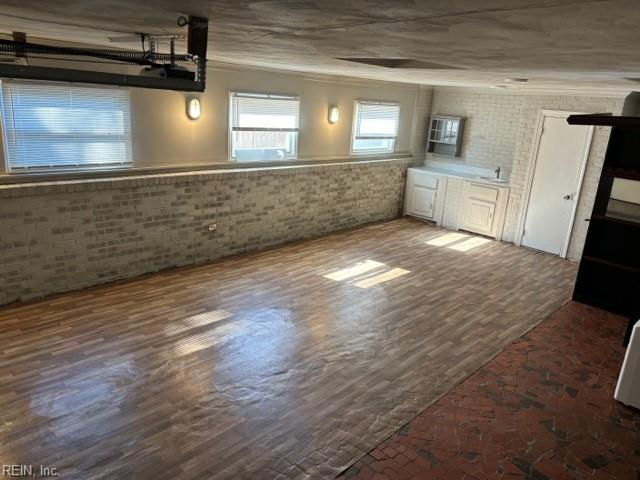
[1,81,132,171]
[230,92,300,161]
[352,138,395,153]
[352,101,400,154]
[232,131,297,161]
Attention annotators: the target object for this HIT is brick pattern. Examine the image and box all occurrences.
[441,177,463,230]
[0,159,409,305]
[410,87,434,166]
[424,88,625,260]
[338,302,640,480]
[0,218,578,479]
[427,89,521,176]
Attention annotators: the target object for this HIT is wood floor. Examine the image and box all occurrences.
[0,218,577,479]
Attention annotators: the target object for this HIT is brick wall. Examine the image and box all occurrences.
[425,88,626,260]
[0,159,409,305]
[410,87,434,165]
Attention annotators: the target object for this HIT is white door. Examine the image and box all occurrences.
[464,199,496,235]
[522,113,593,256]
[411,186,436,219]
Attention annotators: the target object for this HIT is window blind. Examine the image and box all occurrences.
[354,101,401,140]
[1,81,133,171]
[230,92,300,132]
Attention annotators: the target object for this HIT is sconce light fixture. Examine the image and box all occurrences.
[328,105,339,124]
[186,97,201,120]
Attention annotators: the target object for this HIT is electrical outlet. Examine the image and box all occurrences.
[208,224,217,232]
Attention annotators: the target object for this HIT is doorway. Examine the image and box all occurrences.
[519,110,594,257]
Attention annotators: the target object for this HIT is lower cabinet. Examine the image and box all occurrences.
[405,170,446,223]
[404,169,509,240]
[410,185,437,219]
[463,198,496,235]
[460,181,509,239]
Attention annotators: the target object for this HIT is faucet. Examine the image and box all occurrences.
[494,167,501,179]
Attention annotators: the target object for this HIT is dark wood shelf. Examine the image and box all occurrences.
[582,255,640,274]
[602,167,640,181]
[591,213,640,228]
[571,115,640,333]
[567,114,640,129]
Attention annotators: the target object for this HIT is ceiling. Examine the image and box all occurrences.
[1,0,640,92]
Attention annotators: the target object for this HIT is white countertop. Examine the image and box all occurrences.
[410,164,510,187]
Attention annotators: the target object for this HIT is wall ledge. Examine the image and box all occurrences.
[0,156,411,198]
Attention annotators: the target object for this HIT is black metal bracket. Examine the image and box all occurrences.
[0,16,208,92]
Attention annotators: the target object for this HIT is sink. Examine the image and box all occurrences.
[477,176,508,184]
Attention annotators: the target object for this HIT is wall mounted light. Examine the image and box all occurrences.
[186,97,201,120]
[328,105,339,124]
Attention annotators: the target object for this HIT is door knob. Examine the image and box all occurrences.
[563,193,574,200]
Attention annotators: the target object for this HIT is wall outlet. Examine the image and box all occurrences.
[208,224,217,232]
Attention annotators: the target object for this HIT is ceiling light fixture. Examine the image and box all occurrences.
[328,105,339,124]
[186,97,201,120]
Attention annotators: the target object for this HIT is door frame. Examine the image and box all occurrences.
[515,110,595,258]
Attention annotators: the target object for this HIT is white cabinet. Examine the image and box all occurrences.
[410,186,436,219]
[404,168,510,239]
[405,169,446,223]
[460,181,509,239]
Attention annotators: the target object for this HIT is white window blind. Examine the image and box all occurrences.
[352,100,400,154]
[1,81,133,171]
[230,92,300,161]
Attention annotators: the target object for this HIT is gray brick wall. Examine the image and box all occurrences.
[424,88,626,260]
[0,159,409,305]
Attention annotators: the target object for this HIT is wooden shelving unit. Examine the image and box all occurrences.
[567,114,640,345]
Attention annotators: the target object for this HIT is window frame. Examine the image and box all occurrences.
[0,80,134,174]
[350,99,401,156]
[228,90,301,162]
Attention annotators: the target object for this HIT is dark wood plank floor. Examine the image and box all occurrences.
[338,302,639,480]
[0,218,577,479]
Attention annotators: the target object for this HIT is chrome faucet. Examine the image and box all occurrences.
[494,167,501,179]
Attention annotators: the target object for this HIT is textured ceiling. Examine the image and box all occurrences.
[0,0,639,91]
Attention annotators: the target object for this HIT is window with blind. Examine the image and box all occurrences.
[229,91,300,161]
[0,81,132,172]
[351,100,400,154]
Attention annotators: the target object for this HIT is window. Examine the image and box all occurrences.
[0,81,132,172]
[230,91,300,161]
[351,100,400,154]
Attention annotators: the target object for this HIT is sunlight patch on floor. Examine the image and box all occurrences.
[353,267,410,289]
[448,236,492,252]
[164,310,233,336]
[323,260,385,281]
[171,319,251,357]
[426,232,468,247]
[323,259,410,288]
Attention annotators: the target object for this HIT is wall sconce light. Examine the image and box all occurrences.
[328,105,339,124]
[186,97,201,120]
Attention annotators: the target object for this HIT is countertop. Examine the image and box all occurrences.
[409,165,510,187]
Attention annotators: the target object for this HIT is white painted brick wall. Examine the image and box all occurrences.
[424,88,626,261]
[411,87,434,165]
[442,177,463,230]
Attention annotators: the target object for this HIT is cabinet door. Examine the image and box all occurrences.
[411,186,436,219]
[464,198,496,234]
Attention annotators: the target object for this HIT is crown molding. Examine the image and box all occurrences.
[430,85,633,98]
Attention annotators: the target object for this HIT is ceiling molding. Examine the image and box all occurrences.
[431,85,633,99]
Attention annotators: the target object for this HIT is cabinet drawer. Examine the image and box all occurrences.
[412,171,439,190]
[467,183,499,203]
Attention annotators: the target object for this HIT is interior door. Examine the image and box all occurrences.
[522,114,593,255]
[411,186,435,219]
